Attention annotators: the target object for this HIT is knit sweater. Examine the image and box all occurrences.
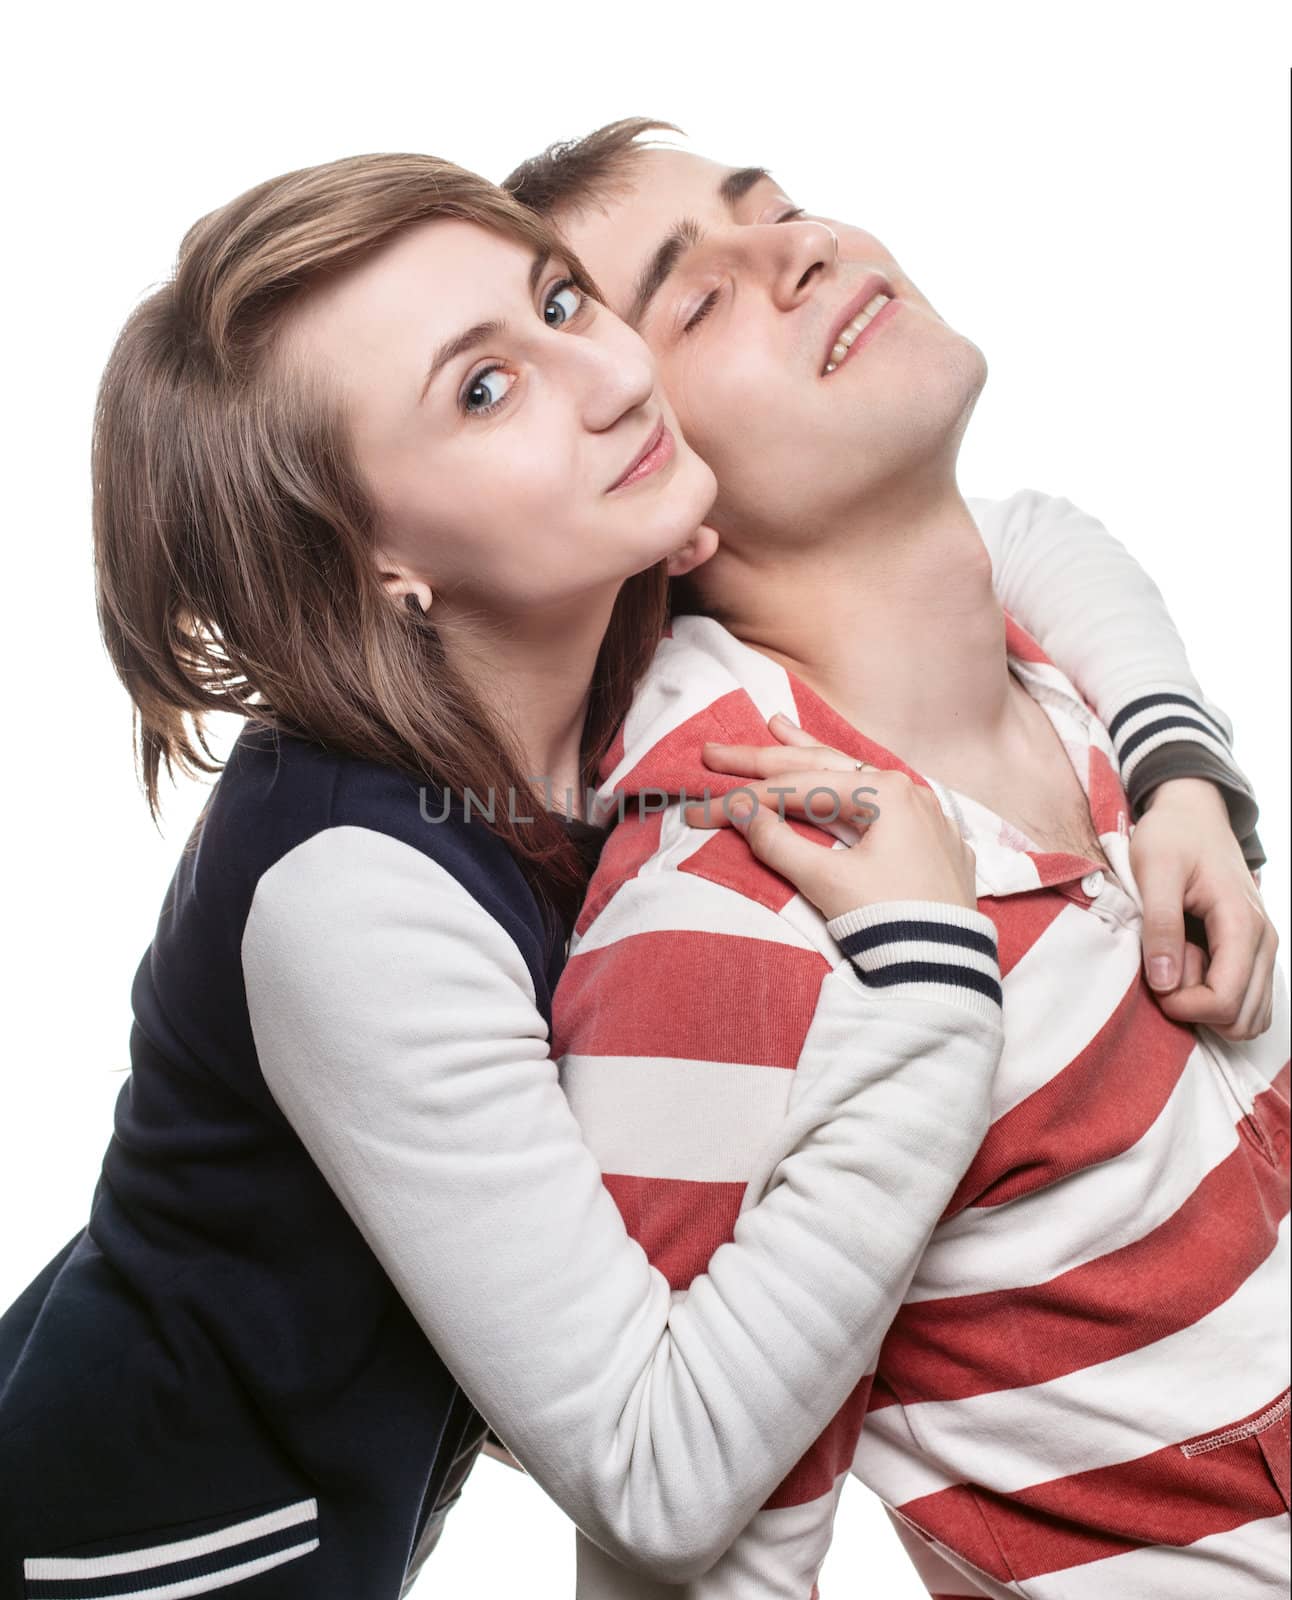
[0,726,1005,1597]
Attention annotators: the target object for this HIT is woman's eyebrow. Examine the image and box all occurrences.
[419,249,552,403]
[421,320,506,402]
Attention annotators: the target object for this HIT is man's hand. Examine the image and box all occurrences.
[1131,778,1278,1039]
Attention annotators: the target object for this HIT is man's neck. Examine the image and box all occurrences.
[709,484,1018,774]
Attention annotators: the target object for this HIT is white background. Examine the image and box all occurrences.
[1,4,1288,1593]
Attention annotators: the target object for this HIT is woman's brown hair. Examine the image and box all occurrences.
[92,153,668,927]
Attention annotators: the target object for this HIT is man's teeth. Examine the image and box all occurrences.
[824,292,891,373]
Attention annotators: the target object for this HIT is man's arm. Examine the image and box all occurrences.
[969,487,1264,870]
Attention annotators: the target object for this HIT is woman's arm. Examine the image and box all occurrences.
[969,487,1263,869]
[973,487,1278,1039]
[242,823,1003,1583]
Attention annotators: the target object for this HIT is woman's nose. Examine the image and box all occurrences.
[574,319,656,433]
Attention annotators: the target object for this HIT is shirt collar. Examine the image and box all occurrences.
[783,609,1132,900]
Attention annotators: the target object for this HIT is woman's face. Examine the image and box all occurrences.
[284,217,717,617]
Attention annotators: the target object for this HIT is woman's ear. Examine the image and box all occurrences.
[375,555,434,615]
[666,523,719,578]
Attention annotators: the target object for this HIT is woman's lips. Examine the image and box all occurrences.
[608,421,674,491]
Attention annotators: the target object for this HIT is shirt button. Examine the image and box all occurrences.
[1081,871,1105,897]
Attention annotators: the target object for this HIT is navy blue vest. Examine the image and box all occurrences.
[0,725,572,1597]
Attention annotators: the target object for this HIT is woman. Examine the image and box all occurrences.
[0,151,1004,1600]
[0,152,1265,1598]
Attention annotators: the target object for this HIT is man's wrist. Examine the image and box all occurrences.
[1139,775,1232,822]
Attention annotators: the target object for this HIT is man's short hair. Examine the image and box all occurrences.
[503,117,682,219]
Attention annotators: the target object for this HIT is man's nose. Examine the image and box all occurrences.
[755,218,838,311]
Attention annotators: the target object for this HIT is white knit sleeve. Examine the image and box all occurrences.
[243,825,1003,1582]
[970,487,1258,831]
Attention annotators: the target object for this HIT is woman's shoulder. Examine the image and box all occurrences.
[199,721,550,948]
[210,722,498,860]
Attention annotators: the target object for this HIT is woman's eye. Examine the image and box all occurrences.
[462,367,513,414]
[682,289,720,335]
[777,207,807,223]
[544,279,583,327]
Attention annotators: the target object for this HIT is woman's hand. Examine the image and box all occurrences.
[1130,778,1278,1039]
[684,713,978,921]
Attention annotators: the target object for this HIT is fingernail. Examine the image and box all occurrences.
[770,712,801,730]
[728,798,753,827]
[1149,956,1175,989]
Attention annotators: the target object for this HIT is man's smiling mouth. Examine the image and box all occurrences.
[820,274,899,376]
[823,292,893,374]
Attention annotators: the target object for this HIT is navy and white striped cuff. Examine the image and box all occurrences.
[826,900,1002,1019]
[24,1497,318,1597]
[1107,691,1240,788]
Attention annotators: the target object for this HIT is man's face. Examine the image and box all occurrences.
[555,148,988,547]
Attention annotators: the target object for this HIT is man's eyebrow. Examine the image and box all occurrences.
[419,249,551,403]
[626,217,705,329]
[718,165,773,206]
[625,169,777,330]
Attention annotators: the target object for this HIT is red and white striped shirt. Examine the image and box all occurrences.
[554,601,1290,1598]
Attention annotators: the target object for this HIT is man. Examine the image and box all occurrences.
[501,123,1290,1596]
